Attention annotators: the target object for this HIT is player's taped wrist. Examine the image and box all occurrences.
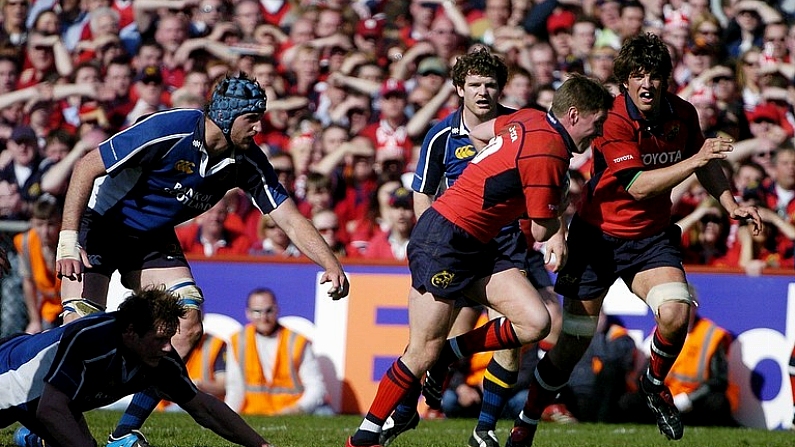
[56,230,81,261]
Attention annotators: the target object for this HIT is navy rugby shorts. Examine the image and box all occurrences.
[554,213,684,300]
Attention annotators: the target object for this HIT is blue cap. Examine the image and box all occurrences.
[207,75,267,136]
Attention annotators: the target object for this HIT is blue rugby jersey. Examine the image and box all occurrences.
[0,313,196,417]
[412,104,514,196]
[92,108,290,232]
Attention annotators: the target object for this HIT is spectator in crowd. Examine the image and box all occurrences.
[298,172,336,219]
[593,0,623,49]
[125,64,169,125]
[724,0,780,59]
[7,288,278,447]
[0,125,44,220]
[346,177,399,257]
[39,127,107,198]
[312,209,347,258]
[171,69,210,108]
[158,331,228,411]
[189,0,230,38]
[362,186,415,261]
[19,31,73,89]
[500,66,533,109]
[329,136,379,239]
[618,1,645,42]
[761,147,795,244]
[176,200,252,257]
[570,16,598,63]
[427,13,468,62]
[13,194,62,334]
[359,78,413,166]
[249,214,301,257]
[736,46,764,111]
[546,10,575,70]
[691,13,726,60]
[677,197,735,267]
[742,195,795,273]
[0,0,29,47]
[527,42,559,90]
[399,0,439,47]
[225,287,332,415]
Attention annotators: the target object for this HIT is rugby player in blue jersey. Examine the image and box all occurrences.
[7,288,276,447]
[54,74,349,447]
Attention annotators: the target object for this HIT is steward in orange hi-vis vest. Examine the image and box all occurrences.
[666,316,740,416]
[157,333,227,411]
[14,229,62,326]
[230,324,308,415]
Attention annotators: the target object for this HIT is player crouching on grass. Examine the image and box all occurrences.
[4,288,277,447]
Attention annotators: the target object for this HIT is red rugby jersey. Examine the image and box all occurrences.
[433,108,571,243]
[581,93,705,239]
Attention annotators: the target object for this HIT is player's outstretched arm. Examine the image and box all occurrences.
[37,383,97,447]
[269,199,349,300]
[181,391,276,447]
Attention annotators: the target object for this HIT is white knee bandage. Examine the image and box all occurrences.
[645,282,693,317]
[561,309,599,337]
[61,298,105,318]
[165,278,205,310]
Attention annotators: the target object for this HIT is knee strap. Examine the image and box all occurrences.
[561,309,599,337]
[61,298,105,318]
[165,277,204,310]
[645,282,693,317]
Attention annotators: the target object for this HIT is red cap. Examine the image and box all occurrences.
[547,10,576,34]
[380,78,406,97]
[356,16,385,38]
[748,103,780,124]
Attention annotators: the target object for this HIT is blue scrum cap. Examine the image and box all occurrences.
[207,75,267,135]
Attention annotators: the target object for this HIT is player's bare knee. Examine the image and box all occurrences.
[656,301,691,338]
[513,313,551,345]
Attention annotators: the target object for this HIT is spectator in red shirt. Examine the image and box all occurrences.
[359,79,413,166]
[177,200,252,257]
[362,186,415,261]
[18,31,73,89]
[345,176,400,257]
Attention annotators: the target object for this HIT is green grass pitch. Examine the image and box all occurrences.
[1,411,792,447]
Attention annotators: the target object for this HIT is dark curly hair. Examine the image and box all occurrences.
[450,46,508,90]
[612,33,672,94]
[117,287,186,337]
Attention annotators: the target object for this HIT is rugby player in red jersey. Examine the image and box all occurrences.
[346,74,614,447]
[504,33,762,447]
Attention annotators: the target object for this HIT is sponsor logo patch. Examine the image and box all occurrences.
[454,145,476,159]
[175,160,195,174]
[431,270,455,289]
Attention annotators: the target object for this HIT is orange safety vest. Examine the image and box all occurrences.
[229,324,308,415]
[666,317,740,411]
[157,333,226,411]
[13,229,61,324]
[465,313,493,388]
